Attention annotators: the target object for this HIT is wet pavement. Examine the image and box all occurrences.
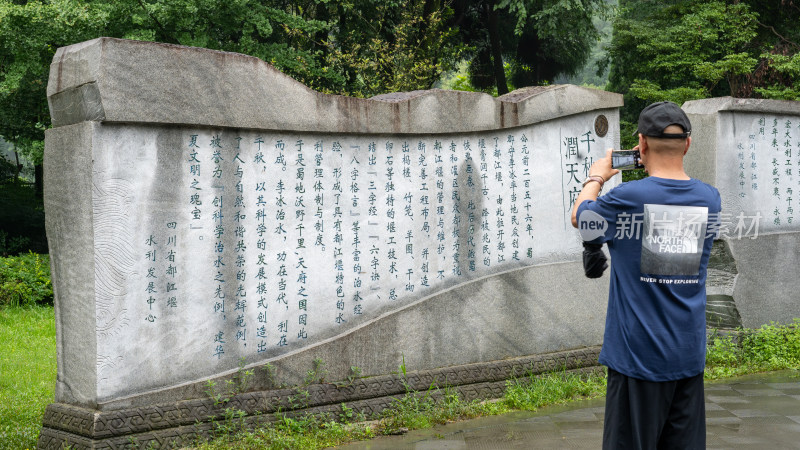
[338,370,800,449]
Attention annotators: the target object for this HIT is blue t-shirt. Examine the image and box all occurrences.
[577,177,721,381]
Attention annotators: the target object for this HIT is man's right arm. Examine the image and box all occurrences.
[571,148,620,228]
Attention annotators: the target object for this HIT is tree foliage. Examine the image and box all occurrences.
[605,0,800,127]
[322,1,464,97]
[0,0,104,161]
[113,0,463,97]
[754,52,800,101]
[0,0,464,193]
[450,0,607,94]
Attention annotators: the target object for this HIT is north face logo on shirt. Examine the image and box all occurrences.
[641,204,708,275]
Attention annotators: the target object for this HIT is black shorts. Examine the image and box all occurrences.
[603,368,705,450]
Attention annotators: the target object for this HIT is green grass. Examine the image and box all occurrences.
[194,412,378,450]
[376,385,508,434]
[194,371,607,449]
[0,305,56,450]
[377,370,607,435]
[502,370,607,411]
[0,253,52,307]
[705,319,800,379]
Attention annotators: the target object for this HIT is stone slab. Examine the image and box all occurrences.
[43,37,622,448]
[47,38,622,133]
[96,260,610,411]
[683,97,800,327]
[44,111,619,406]
[44,121,98,408]
[727,232,800,328]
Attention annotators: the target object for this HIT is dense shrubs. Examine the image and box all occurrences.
[0,253,52,307]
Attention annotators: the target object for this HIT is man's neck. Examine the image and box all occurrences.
[645,161,690,180]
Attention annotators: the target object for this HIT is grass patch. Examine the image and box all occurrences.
[196,370,606,449]
[0,253,52,307]
[194,412,377,450]
[705,319,800,379]
[0,305,56,450]
[377,385,509,434]
[502,370,607,411]
[375,369,606,435]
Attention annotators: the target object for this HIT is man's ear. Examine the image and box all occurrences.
[684,136,691,155]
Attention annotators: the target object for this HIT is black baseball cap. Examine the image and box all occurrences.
[634,101,691,138]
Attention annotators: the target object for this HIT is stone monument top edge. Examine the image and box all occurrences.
[370,88,493,103]
[47,37,623,133]
[498,85,564,103]
[499,84,623,106]
[48,36,312,98]
[683,96,800,116]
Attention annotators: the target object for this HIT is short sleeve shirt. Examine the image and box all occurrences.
[577,177,721,381]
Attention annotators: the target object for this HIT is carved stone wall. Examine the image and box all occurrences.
[684,97,800,328]
[42,37,622,447]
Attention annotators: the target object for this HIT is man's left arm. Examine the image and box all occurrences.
[570,148,620,228]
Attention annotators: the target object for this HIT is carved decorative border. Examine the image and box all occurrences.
[39,366,605,449]
[38,347,601,448]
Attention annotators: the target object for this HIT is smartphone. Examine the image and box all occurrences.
[611,150,643,170]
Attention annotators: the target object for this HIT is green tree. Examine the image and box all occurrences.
[0,0,464,198]
[606,1,759,105]
[447,0,608,95]
[320,0,464,97]
[604,0,800,146]
[0,0,107,196]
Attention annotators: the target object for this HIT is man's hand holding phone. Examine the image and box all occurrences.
[588,148,621,184]
[611,147,644,170]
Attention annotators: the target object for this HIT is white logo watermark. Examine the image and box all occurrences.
[577,210,609,241]
[578,211,764,241]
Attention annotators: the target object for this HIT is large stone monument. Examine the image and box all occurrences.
[683,97,800,329]
[39,38,622,448]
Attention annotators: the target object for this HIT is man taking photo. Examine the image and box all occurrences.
[571,101,721,449]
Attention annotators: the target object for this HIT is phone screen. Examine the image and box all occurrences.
[611,150,643,170]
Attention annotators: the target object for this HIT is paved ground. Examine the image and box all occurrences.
[337,370,800,449]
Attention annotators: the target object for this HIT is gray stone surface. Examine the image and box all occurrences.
[97,260,610,411]
[44,112,619,406]
[706,241,742,329]
[727,232,800,328]
[48,38,622,133]
[44,37,624,420]
[44,121,98,408]
[683,97,800,328]
[682,112,718,186]
[683,96,800,116]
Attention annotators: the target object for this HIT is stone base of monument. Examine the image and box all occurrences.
[37,348,602,449]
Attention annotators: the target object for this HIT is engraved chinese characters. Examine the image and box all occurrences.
[720,113,800,235]
[90,111,613,397]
